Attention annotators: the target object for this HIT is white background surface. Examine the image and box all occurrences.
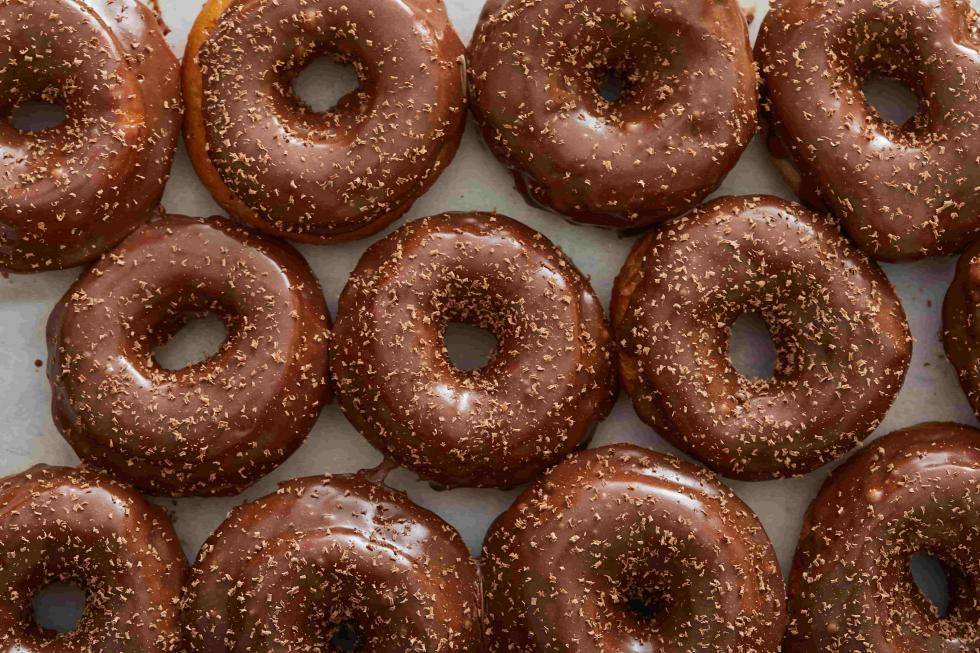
[1,0,977,596]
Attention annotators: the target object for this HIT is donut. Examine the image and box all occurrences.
[467,0,757,231]
[785,422,980,650]
[46,214,331,497]
[612,195,912,479]
[482,444,787,651]
[756,0,980,262]
[184,471,482,652]
[183,0,466,243]
[0,0,180,273]
[0,465,187,652]
[330,212,617,489]
[944,239,980,418]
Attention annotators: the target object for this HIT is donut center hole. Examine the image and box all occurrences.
[32,582,85,633]
[292,55,360,114]
[329,622,361,652]
[625,592,661,621]
[910,552,952,618]
[862,74,920,126]
[154,313,229,371]
[443,322,499,372]
[10,99,67,132]
[728,312,777,380]
[598,66,633,103]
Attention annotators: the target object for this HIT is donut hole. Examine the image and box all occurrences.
[728,312,778,380]
[909,552,953,619]
[291,53,361,115]
[32,582,86,634]
[625,588,662,621]
[577,26,681,122]
[328,621,361,652]
[153,312,230,371]
[442,321,499,372]
[862,74,920,128]
[598,66,634,103]
[10,99,67,133]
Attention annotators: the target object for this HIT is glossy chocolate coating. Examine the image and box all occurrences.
[0,0,180,273]
[786,423,980,651]
[613,196,911,480]
[0,465,187,652]
[46,215,331,497]
[183,0,466,244]
[944,239,980,419]
[757,0,980,262]
[330,212,617,488]
[482,444,786,651]
[184,472,482,652]
[467,0,757,230]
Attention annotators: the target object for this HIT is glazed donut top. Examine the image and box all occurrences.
[468,0,757,229]
[785,422,980,651]
[186,0,466,243]
[482,444,786,651]
[757,0,980,261]
[46,214,331,496]
[184,472,482,652]
[0,0,180,272]
[0,465,187,653]
[330,212,616,489]
[614,195,911,479]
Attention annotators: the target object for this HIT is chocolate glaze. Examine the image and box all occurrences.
[467,0,757,231]
[183,0,466,244]
[613,196,912,479]
[757,0,980,262]
[184,472,482,652]
[0,0,180,273]
[0,465,187,652]
[330,212,617,489]
[482,444,786,651]
[944,239,980,419]
[786,423,980,651]
[46,214,331,497]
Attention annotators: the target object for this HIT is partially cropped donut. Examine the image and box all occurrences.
[757,0,980,261]
[330,212,617,488]
[785,423,980,651]
[944,239,980,419]
[468,0,757,230]
[183,0,466,243]
[184,472,482,652]
[47,215,331,497]
[0,465,187,652]
[482,444,786,651]
[613,196,911,479]
[0,0,180,273]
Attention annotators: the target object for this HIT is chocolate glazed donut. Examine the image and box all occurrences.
[757,0,980,262]
[46,215,331,497]
[613,196,912,479]
[0,0,180,273]
[184,471,482,652]
[944,239,980,419]
[183,0,466,243]
[330,212,617,489]
[0,465,187,652]
[467,0,757,231]
[482,444,787,651]
[785,423,980,651]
